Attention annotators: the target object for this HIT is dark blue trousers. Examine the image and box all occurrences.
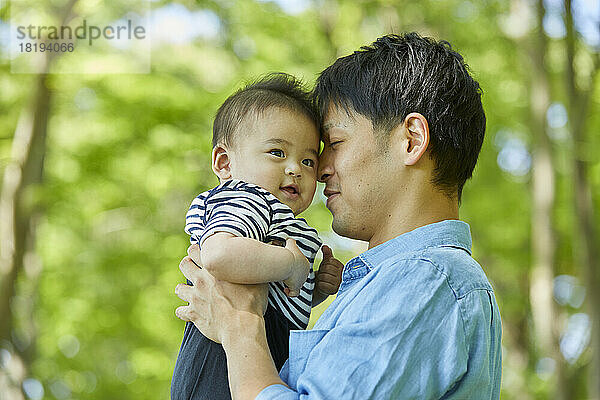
[171,304,292,400]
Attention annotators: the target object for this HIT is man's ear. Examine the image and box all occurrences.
[212,145,232,180]
[402,113,430,166]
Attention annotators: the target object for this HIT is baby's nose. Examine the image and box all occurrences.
[285,163,301,177]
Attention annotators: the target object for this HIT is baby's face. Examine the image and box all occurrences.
[228,107,320,215]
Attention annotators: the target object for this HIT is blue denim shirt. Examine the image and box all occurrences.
[257,220,502,399]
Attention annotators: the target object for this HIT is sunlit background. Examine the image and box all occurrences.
[1,0,599,398]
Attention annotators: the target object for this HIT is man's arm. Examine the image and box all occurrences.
[175,249,286,400]
[222,312,286,399]
[175,247,472,400]
[202,233,309,296]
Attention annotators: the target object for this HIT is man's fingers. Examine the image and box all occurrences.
[317,281,338,294]
[187,244,201,265]
[285,288,300,297]
[175,305,190,321]
[175,305,196,322]
[321,245,333,260]
[323,260,344,271]
[175,283,194,302]
[179,256,205,285]
[317,270,341,282]
[319,262,344,278]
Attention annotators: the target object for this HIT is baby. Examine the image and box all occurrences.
[171,73,343,400]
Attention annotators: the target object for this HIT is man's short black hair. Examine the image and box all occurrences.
[313,32,486,200]
[213,73,319,148]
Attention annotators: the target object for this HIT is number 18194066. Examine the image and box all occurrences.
[19,42,74,52]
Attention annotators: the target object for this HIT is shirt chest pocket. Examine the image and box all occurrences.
[287,329,330,386]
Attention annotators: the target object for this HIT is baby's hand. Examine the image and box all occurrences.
[315,245,344,296]
[283,238,310,297]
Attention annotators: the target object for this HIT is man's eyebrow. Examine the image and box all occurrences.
[322,121,348,132]
[322,122,336,131]
[306,148,318,157]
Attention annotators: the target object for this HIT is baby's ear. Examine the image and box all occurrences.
[212,145,232,179]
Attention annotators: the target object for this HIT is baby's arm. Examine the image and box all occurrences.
[201,232,310,295]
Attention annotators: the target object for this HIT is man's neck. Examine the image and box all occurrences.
[368,190,459,249]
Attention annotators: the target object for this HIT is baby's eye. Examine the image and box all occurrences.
[269,149,284,157]
[302,159,315,167]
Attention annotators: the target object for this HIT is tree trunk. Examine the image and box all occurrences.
[564,1,600,398]
[0,56,52,400]
[527,0,567,398]
[0,1,78,395]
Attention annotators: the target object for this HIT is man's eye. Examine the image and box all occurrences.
[269,149,284,157]
[330,141,342,149]
[302,159,315,167]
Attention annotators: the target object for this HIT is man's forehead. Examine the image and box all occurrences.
[322,112,369,139]
[322,104,360,131]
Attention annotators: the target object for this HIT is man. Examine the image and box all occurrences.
[175,32,502,399]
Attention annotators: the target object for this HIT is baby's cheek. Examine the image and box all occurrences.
[306,183,317,203]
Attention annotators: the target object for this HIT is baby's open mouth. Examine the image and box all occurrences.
[280,185,300,198]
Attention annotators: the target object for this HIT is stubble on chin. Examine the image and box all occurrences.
[332,211,372,242]
[331,213,353,240]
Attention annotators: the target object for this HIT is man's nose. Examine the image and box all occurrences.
[318,148,333,182]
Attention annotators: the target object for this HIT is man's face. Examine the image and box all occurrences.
[229,107,319,215]
[318,105,395,241]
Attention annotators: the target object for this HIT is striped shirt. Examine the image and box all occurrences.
[185,179,322,330]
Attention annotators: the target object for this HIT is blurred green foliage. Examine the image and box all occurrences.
[1,0,599,399]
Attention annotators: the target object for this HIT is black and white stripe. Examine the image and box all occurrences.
[185,179,322,329]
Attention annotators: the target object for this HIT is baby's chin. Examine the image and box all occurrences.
[281,199,301,215]
[276,196,306,216]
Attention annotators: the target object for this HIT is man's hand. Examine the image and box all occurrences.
[315,245,344,296]
[175,245,284,399]
[282,238,310,297]
[175,244,268,344]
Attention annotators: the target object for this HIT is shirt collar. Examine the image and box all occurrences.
[358,219,472,270]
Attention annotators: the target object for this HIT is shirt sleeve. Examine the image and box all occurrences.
[256,385,297,400]
[197,187,271,246]
[257,260,470,399]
